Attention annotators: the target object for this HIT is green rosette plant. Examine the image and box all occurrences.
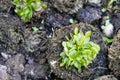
[12,0,47,22]
[60,27,100,72]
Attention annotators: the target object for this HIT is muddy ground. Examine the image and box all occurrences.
[0,0,120,80]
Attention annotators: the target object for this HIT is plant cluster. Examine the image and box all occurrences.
[101,0,120,12]
[60,27,100,72]
[12,0,47,22]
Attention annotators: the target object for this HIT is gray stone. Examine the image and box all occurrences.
[24,63,49,79]
[94,75,117,80]
[5,54,25,80]
[1,52,11,59]
[0,64,9,80]
[88,0,101,4]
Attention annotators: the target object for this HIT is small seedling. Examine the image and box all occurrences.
[60,27,100,73]
[103,37,113,44]
[101,0,117,12]
[69,19,78,24]
[101,8,107,12]
[32,26,39,32]
[108,0,116,7]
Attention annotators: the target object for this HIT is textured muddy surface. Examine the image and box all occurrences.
[0,9,49,80]
[49,0,86,14]
[94,75,117,80]
[0,0,120,80]
[108,30,120,77]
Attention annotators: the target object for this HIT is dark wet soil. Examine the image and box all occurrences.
[0,0,120,80]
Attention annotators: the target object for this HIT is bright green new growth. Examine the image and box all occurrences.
[60,27,100,72]
[12,0,47,22]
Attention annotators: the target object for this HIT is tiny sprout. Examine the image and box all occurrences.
[32,27,39,32]
[103,37,113,44]
[69,19,78,24]
[101,8,107,12]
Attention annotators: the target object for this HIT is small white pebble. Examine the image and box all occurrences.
[50,60,57,69]
[1,52,9,59]
[30,69,35,75]
[88,0,101,4]
[103,22,114,37]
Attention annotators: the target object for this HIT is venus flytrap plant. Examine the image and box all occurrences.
[12,0,47,22]
[60,27,100,73]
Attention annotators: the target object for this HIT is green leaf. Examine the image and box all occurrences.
[91,47,99,54]
[101,8,107,12]
[60,62,65,67]
[103,16,109,20]
[60,57,69,67]
[76,56,82,62]
[82,59,88,67]
[85,31,91,38]
[69,19,74,24]
[108,0,116,6]
[32,27,39,32]
[62,42,67,47]
[92,43,100,51]
[41,20,44,24]
[69,50,77,59]
[70,33,74,38]
[64,47,68,53]
[66,42,72,48]
[101,25,106,30]
[67,60,72,66]
[103,37,113,44]
[69,19,78,24]
[84,42,92,49]
[74,27,79,35]
[41,2,47,8]
[73,61,81,71]
[60,52,66,57]
[79,36,85,46]
[73,35,79,43]
[65,36,70,41]
[34,2,42,11]
[25,9,30,15]
[105,20,111,26]
[30,3,36,9]
[63,58,69,66]
[83,49,91,55]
